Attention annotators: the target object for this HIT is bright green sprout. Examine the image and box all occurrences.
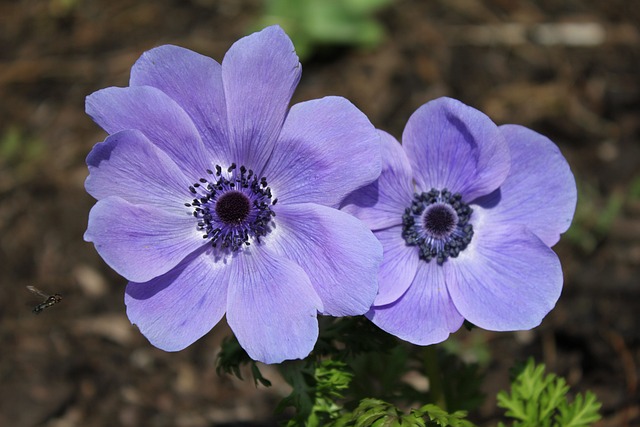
[497,358,602,427]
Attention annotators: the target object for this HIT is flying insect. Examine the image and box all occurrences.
[27,286,62,314]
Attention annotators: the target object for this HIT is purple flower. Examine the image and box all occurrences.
[84,26,382,363]
[342,97,576,345]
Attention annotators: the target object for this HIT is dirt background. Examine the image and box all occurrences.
[1,0,639,426]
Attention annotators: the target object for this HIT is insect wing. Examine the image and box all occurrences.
[26,285,49,299]
[27,286,62,314]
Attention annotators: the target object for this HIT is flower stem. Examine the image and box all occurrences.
[423,345,447,411]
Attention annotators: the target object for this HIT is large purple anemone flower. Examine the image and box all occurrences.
[84,26,383,363]
[342,97,576,345]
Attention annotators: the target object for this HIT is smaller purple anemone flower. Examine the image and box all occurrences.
[342,97,577,345]
[84,26,383,363]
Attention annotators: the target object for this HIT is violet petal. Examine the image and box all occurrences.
[268,203,382,316]
[368,261,464,345]
[130,44,231,166]
[473,124,577,247]
[264,96,380,207]
[84,196,204,283]
[373,226,420,306]
[403,97,510,201]
[86,86,211,182]
[341,130,414,230]
[85,129,192,213]
[222,26,301,173]
[125,248,230,351]
[446,221,563,331]
[226,247,321,364]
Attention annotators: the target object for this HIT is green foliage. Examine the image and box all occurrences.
[432,349,485,412]
[215,336,272,387]
[329,399,475,427]
[344,325,484,412]
[275,319,485,426]
[349,344,415,402]
[215,318,487,425]
[279,359,354,426]
[276,317,412,425]
[254,0,391,59]
[497,359,601,427]
[216,325,601,427]
[314,316,400,360]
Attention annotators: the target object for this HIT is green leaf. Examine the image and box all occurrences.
[215,335,271,387]
[436,350,485,412]
[497,358,602,427]
[331,399,475,427]
[555,392,602,427]
[277,360,316,424]
[278,358,356,426]
[415,404,475,427]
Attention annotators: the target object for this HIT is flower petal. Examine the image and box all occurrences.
[86,86,211,181]
[264,97,380,207]
[403,97,510,201]
[84,197,204,283]
[473,125,577,247]
[222,25,301,172]
[85,129,192,213]
[341,130,413,230]
[268,203,382,316]
[447,220,563,331]
[368,262,464,345]
[125,248,230,351]
[130,45,231,165]
[226,248,321,364]
[373,226,420,306]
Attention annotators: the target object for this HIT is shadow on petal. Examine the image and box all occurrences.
[126,245,217,300]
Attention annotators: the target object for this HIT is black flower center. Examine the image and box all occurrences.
[402,188,474,265]
[423,204,457,239]
[185,163,277,251]
[215,191,250,224]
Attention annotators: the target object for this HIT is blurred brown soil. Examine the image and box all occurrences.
[1,0,639,426]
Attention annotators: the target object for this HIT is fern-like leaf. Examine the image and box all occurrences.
[497,358,602,427]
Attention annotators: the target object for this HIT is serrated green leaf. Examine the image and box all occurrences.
[333,398,476,427]
[498,359,601,427]
[497,390,528,421]
[539,377,568,420]
[555,391,602,427]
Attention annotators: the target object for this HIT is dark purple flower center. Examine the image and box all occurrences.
[402,188,474,265]
[185,163,277,251]
[423,204,457,239]
[215,191,251,224]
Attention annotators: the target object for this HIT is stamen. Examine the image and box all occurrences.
[402,188,474,265]
[186,163,277,252]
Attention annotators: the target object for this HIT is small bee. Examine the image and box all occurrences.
[26,286,62,314]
